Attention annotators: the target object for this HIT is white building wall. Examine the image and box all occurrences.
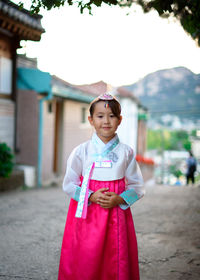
[117,98,138,153]
[42,100,56,183]
[0,57,12,94]
[62,100,92,173]
[192,139,200,159]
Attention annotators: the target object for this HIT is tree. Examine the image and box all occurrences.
[0,143,14,178]
[147,129,191,151]
[18,0,200,46]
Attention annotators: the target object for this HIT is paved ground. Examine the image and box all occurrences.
[0,182,200,280]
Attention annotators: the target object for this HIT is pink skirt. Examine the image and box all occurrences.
[58,178,140,280]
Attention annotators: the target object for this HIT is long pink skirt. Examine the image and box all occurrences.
[58,178,140,280]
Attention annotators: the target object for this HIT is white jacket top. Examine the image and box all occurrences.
[63,133,145,209]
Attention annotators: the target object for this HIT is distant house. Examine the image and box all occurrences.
[16,64,94,187]
[51,76,94,178]
[0,0,44,150]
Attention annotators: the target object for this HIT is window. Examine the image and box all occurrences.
[0,57,12,94]
[81,107,87,123]
[48,101,53,113]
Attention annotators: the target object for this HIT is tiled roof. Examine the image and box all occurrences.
[75,81,108,96]
[0,0,44,40]
[52,75,94,103]
[52,76,147,109]
[52,75,76,89]
[74,81,143,106]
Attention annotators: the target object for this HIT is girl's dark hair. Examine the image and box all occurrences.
[89,99,121,120]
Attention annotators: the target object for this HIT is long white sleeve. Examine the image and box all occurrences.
[119,148,145,209]
[63,146,93,202]
[62,147,82,200]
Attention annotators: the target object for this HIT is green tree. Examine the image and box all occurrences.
[0,143,14,178]
[191,129,198,137]
[147,129,191,151]
[18,0,200,45]
[169,164,182,178]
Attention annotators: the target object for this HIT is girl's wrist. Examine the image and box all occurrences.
[89,193,94,202]
[116,195,125,205]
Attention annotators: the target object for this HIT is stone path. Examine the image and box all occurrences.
[0,182,200,280]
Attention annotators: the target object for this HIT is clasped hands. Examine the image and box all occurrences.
[89,188,125,209]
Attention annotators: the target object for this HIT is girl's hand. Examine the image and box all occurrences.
[97,192,125,209]
[89,188,109,204]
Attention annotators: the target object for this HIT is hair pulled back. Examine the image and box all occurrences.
[89,99,121,120]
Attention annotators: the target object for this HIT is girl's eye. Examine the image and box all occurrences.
[110,114,115,118]
[97,115,103,118]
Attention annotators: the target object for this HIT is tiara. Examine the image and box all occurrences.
[98,93,114,101]
[89,92,120,109]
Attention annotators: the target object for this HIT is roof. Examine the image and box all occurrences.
[52,75,94,104]
[17,68,52,96]
[0,0,44,41]
[72,81,145,108]
[19,71,147,108]
[75,81,108,96]
[53,86,94,103]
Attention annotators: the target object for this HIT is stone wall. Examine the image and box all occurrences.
[0,170,24,192]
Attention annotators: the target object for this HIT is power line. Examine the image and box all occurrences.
[149,109,200,115]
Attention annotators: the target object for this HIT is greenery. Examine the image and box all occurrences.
[0,143,14,178]
[169,165,182,178]
[147,129,191,151]
[195,173,200,182]
[17,0,200,46]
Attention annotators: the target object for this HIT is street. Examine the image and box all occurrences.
[0,182,200,280]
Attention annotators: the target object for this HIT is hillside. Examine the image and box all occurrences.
[125,67,200,122]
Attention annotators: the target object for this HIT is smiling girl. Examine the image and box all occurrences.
[58,93,145,280]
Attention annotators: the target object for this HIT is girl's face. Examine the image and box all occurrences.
[88,101,122,144]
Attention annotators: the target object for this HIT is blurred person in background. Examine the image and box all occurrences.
[186,151,197,185]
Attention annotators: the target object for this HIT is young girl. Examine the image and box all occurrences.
[58,93,145,280]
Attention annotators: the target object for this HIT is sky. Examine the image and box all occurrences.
[15,1,200,87]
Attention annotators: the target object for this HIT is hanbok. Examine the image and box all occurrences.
[58,133,144,280]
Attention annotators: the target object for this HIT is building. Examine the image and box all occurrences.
[16,67,94,186]
[0,0,44,150]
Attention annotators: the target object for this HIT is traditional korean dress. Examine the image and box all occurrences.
[58,133,144,280]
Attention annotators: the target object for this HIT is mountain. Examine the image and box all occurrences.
[125,67,200,123]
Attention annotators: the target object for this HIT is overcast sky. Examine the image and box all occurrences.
[15,1,200,86]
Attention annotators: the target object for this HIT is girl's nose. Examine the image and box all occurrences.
[104,115,110,123]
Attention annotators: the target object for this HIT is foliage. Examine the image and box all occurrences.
[147,129,191,151]
[169,164,182,178]
[17,0,200,46]
[191,129,197,137]
[0,143,14,178]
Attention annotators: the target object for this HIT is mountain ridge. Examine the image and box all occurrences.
[125,67,200,122]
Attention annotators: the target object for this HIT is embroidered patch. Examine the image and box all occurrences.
[108,152,118,163]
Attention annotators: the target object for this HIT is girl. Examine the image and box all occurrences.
[58,93,145,280]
